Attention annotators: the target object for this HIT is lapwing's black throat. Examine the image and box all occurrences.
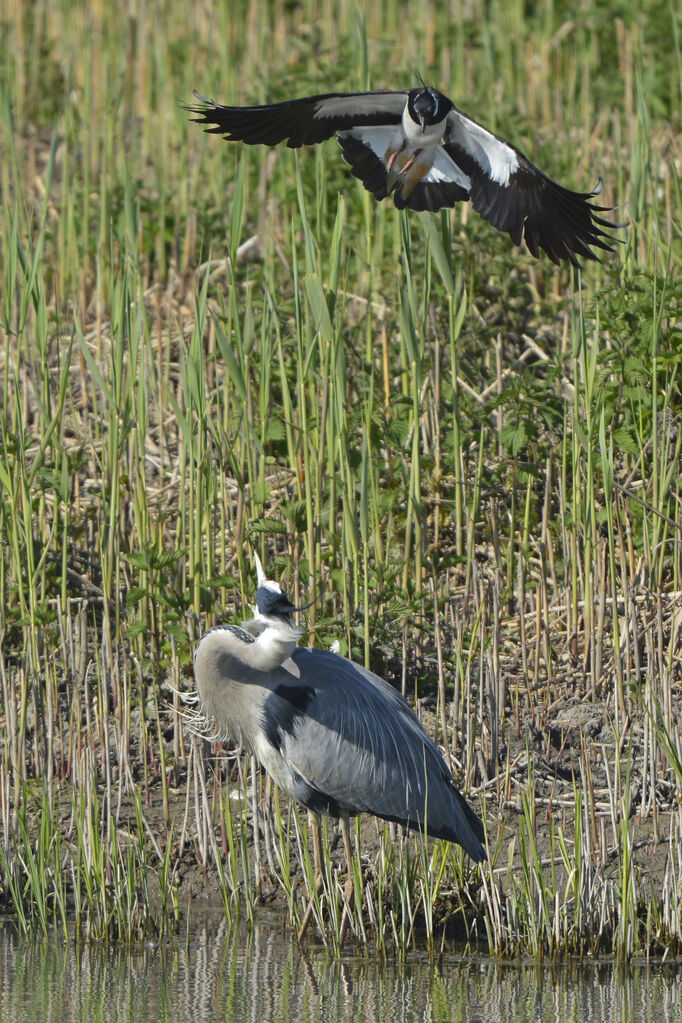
[188,83,622,266]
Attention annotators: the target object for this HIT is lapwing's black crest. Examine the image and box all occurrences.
[188,84,623,266]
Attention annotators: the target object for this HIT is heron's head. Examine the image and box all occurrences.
[254,585,304,619]
[252,551,311,625]
[407,85,453,132]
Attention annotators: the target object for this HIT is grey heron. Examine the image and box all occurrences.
[188,83,622,266]
[193,553,486,939]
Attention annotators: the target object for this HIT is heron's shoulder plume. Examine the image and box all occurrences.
[194,623,255,655]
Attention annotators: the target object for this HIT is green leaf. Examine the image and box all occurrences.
[500,422,528,457]
[125,552,150,570]
[126,587,148,607]
[126,619,148,636]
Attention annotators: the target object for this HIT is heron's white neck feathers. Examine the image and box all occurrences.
[194,617,303,750]
[247,616,302,671]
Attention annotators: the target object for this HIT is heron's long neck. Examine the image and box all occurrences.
[250,618,301,671]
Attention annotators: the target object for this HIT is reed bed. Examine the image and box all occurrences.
[1,0,681,957]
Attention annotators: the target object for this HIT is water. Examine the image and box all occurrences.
[1,913,682,1023]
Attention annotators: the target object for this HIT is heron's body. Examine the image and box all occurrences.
[193,571,486,863]
[188,83,622,267]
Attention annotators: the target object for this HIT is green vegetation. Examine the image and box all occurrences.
[0,0,680,957]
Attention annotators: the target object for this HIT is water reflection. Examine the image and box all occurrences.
[1,914,681,1023]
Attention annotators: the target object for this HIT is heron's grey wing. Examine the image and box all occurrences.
[443,106,622,266]
[187,90,407,148]
[266,649,485,861]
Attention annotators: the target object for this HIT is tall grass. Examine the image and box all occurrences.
[1,0,681,954]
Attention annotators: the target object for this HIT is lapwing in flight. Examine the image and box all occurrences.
[188,84,622,267]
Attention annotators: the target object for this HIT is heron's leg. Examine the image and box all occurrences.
[339,813,355,947]
[250,755,262,893]
[297,811,324,942]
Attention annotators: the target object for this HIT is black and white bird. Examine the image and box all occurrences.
[193,553,486,938]
[188,83,621,266]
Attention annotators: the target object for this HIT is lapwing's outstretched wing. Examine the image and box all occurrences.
[441,105,621,265]
[187,89,407,148]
